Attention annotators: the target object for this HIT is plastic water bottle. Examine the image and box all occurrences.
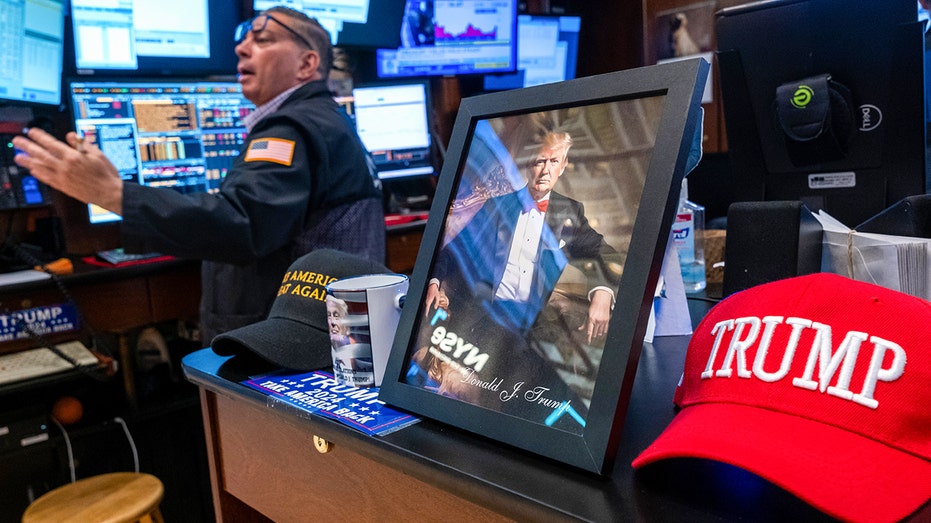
[673,178,706,293]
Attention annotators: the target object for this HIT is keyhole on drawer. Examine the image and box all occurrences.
[313,435,332,454]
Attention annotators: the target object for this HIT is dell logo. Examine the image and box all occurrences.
[860,104,882,131]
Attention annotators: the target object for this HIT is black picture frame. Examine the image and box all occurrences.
[380,58,709,474]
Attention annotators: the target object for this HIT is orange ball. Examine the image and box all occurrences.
[51,396,83,425]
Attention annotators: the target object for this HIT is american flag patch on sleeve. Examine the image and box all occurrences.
[244,138,295,166]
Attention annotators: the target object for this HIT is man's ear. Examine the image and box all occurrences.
[297,50,321,82]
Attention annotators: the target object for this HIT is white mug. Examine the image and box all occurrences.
[325,273,408,387]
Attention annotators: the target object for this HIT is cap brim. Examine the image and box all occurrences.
[211,317,332,371]
[632,403,931,523]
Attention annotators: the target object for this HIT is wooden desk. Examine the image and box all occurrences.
[181,336,891,523]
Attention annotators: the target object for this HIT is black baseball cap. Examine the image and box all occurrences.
[211,249,390,370]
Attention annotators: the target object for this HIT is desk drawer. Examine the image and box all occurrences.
[212,393,510,522]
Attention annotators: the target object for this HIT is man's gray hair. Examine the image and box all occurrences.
[266,6,333,79]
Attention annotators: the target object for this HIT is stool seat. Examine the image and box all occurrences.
[22,472,164,523]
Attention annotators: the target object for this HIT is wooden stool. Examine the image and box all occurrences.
[22,472,164,523]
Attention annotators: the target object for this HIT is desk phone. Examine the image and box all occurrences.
[0,134,49,209]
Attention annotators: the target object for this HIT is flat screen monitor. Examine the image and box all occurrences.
[69,0,240,76]
[376,0,518,79]
[252,0,405,48]
[483,14,580,91]
[68,80,255,224]
[349,80,436,211]
[715,0,927,227]
[351,81,434,180]
[0,0,66,106]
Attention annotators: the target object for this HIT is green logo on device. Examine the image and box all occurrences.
[791,85,814,109]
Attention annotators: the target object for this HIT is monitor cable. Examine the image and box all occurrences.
[50,417,77,483]
[112,416,140,473]
[49,415,141,485]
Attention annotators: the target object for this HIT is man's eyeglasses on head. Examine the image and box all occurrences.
[234,14,315,51]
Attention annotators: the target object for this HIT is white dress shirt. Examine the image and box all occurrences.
[496,196,550,302]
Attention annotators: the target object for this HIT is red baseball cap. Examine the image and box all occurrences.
[632,273,931,522]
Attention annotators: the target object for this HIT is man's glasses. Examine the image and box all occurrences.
[234,14,315,51]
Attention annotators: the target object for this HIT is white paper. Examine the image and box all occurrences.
[815,210,931,300]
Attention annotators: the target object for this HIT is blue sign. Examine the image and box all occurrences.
[243,370,419,436]
[0,303,80,342]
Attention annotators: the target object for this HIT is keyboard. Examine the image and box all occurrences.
[0,341,98,386]
[95,248,163,265]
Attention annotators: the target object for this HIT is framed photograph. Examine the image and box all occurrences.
[654,1,717,61]
[381,58,709,474]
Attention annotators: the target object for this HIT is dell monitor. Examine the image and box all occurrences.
[69,0,240,76]
[68,80,256,224]
[715,0,927,227]
[483,14,581,91]
[0,0,66,106]
[376,0,518,79]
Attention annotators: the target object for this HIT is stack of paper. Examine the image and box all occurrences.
[815,211,929,300]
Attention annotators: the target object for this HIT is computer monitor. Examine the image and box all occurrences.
[715,0,927,227]
[68,80,256,224]
[351,81,434,179]
[483,14,581,91]
[0,0,66,106]
[376,0,518,79]
[69,0,240,76]
[349,80,436,210]
[252,0,405,48]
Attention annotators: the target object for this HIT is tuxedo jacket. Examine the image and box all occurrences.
[433,189,620,332]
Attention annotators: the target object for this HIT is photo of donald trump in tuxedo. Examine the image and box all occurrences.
[407,118,625,431]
